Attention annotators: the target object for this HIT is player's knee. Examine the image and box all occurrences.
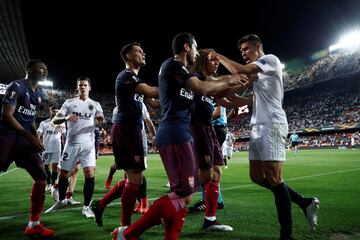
[83,166,95,178]
[249,171,263,184]
[265,176,282,187]
[212,166,222,181]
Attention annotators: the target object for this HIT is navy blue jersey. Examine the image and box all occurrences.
[156,58,197,146]
[0,79,44,134]
[190,73,216,126]
[112,69,144,128]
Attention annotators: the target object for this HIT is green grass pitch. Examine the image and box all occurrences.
[0,149,359,239]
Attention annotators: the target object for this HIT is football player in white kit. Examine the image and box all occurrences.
[222,132,235,169]
[213,34,320,239]
[45,76,105,218]
[37,106,65,191]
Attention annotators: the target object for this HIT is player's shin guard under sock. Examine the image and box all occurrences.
[285,184,311,209]
[83,177,95,206]
[121,182,141,226]
[58,176,69,201]
[30,181,46,221]
[165,207,187,240]
[100,179,126,208]
[205,181,219,217]
[271,183,292,239]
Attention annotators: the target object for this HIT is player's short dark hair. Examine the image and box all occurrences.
[192,48,214,73]
[120,42,142,63]
[238,34,262,49]
[25,59,44,71]
[77,76,91,86]
[172,32,196,55]
[49,105,59,111]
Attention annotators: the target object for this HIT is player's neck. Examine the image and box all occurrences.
[126,63,140,75]
[78,94,89,101]
[174,53,187,67]
[26,78,38,92]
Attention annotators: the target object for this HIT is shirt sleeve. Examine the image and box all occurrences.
[58,100,69,116]
[2,82,20,107]
[173,61,197,86]
[252,54,279,74]
[95,101,104,117]
[37,121,44,134]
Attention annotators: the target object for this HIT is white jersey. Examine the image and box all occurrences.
[141,102,150,154]
[250,54,287,125]
[225,132,235,149]
[59,97,104,144]
[37,119,65,153]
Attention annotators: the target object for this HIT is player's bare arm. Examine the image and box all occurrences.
[185,74,246,97]
[135,83,158,98]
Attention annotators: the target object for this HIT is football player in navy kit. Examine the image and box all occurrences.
[0,59,55,237]
[91,42,158,232]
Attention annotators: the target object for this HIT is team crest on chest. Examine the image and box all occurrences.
[89,104,94,111]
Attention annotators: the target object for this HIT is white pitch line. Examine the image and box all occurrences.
[223,167,360,191]
[1,167,360,221]
[0,167,18,177]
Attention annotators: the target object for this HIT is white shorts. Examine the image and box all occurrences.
[59,142,96,171]
[224,147,233,158]
[249,123,288,161]
[42,152,61,165]
[142,130,148,168]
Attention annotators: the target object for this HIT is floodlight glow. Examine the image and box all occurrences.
[281,63,285,70]
[38,79,53,87]
[329,30,360,52]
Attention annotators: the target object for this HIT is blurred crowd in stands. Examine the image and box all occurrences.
[284,45,360,91]
[233,132,360,151]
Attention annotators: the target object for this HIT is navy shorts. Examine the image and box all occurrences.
[158,141,200,197]
[191,124,224,170]
[111,124,145,171]
[0,133,43,172]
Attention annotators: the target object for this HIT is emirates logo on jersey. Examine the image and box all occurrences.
[188,176,195,188]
